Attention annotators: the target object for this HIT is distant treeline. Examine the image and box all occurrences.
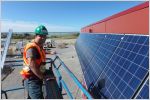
[50,33,80,39]
[1,32,80,39]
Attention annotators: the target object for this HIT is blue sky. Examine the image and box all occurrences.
[1,1,145,32]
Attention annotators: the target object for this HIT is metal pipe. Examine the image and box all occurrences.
[55,55,93,99]
[61,80,73,99]
[1,90,8,99]
[4,87,24,92]
[53,63,62,88]
[12,64,23,67]
[5,60,23,63]
[6,54,22,57]
[53,63,74,99]
[46,58,53,64]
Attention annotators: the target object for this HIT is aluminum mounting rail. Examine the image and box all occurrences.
[1,29,13,69]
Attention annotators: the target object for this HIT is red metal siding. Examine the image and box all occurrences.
[106,8,149,34]
[81,1,149,35]
[91,22,106,33]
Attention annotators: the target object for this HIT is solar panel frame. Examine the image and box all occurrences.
[136,79,149,99]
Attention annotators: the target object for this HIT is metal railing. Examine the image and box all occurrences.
[52,55,93,99]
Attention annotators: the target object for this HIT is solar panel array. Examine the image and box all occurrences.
[75,33,149,99]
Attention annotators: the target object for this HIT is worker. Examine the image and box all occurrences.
[20,25,55,99]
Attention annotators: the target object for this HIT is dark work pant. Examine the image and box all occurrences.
[24,76,44,99]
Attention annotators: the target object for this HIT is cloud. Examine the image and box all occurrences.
[1,19,79,32]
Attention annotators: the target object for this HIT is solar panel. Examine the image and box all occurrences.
[75,33,149,99]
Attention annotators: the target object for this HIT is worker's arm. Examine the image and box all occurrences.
[27,57,44,80]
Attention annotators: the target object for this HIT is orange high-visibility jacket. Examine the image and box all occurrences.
[20,42,46,79]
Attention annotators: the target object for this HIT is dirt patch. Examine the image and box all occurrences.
[57,43,68,49]
[2,65,15,81]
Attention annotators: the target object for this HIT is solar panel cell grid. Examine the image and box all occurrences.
[75,33,149,99]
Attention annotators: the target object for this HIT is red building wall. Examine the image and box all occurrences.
[81,2,149,35]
